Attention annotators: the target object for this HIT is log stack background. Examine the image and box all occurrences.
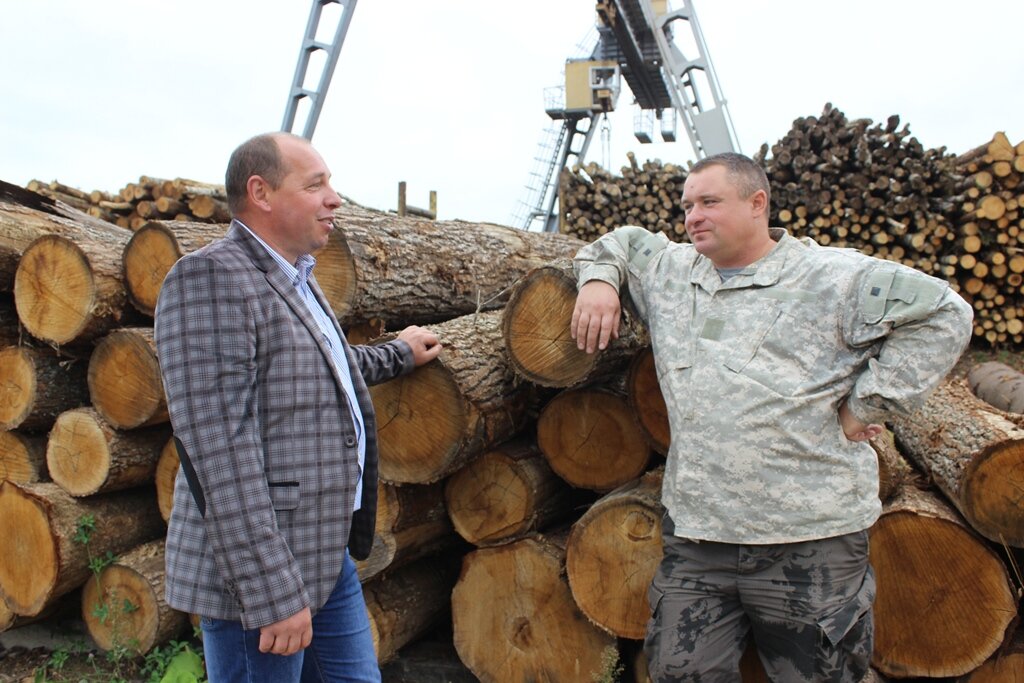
[1,105,1023,681]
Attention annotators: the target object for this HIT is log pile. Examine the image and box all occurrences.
[26,177,230,231]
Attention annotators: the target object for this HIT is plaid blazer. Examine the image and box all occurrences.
[154,222,413,629]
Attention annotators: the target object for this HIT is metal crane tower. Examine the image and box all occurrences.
[516,0,739,232]
[281,0,358,140]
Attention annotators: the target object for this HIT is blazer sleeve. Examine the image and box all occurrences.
[350,339,415,386]
[155,254,309,629]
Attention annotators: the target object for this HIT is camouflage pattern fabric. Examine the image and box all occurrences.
[574,226,973,544]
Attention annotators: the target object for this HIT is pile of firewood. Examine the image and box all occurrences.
[26,176,229,230]
[559,104,1024,347]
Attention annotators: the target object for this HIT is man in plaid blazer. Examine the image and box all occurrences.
[154,132,441,682]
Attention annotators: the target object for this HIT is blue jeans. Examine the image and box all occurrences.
[201,552,380,683]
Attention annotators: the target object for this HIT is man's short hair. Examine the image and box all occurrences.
[225,132,293,215]
[691,152,771,207]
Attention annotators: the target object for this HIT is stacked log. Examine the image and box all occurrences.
[26,176,229,231]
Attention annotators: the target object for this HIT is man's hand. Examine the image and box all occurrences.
[838,400,884,442]
[571,280,621,354]
[259,607,312,656]
[397,325,442,367]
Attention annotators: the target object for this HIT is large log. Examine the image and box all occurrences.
[322,203,585,328]
[80,539,188,654]
[355,481,461,583]
[566,469,663,639]
[370,310,528,484]
[444,438,578,546]
[536,386,651,491]
[0,430,48,483]
[46,407,170,497]
[451,532,617,682]
[626,347,669,455]
[891,378,1024,546]
[0,481,164,616]
[501,261,649,388]
[869,481,1018,678]
[0,345,89,430]
[364,555,461,665]
[871,429,912,504]
[87,327,167,429]
[121,221,227,316]
[14,229,135,347]
[957,628,1024,681]
[967,360,1024,413]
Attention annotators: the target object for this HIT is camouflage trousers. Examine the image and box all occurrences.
[644,523,875,682]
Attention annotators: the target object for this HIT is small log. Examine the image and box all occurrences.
[451,533,616,682]
[958,628,1024,681]
[626,347,669,455]
[967,361,1024,413]
[0,430,48,483]
[891,378,1024,546]
[370,310,528,484]
[364,555,461,665]
[355,481,460,583]
[869,482,1018,678]
[80,539,188,654]
[87,327,167,428]
[155,436,178,523]
[121,221,227,316]
[566,469,664,639]
[536,386,650,491]
[501,261,649,388]
[46,407,170,497]
[0,481,164,616]
[0,345,89,430]
[444,438,577,546]
[14,230,134,347]
[187,195,231,222]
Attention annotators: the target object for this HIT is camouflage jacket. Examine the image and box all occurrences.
[575,226,973,543]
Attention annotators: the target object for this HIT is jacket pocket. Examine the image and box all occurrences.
[722,304,783,375]
[268,481,300,511]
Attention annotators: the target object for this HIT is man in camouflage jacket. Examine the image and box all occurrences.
[571,152,973,682]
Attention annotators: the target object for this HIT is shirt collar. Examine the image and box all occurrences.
[235,219,316,287]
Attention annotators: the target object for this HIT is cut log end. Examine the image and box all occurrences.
[627,348,670,454]
[0,481,59,615]
[869,510,1016,677]
[155,438,178,523]
[371,363,467,484]
[0,347,36,429]
[88,329,165,429]
[502,268,594,387]
[962,442,1024,546]
[46,410,111,497]
[14,236,95,345]
[445,451,533,544]
[122,224,182,316]
[312,232,357,321]
[81,565,160,651]
[0,431,46,483]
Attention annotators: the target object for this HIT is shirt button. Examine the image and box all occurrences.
[345,435,356,447]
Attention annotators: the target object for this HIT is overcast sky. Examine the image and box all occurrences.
[1,1,1022,228]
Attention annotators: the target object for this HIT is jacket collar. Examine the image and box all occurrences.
[690,227,794,293]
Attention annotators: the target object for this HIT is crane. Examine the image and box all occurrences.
[281,0,358,140]
[516,0,739,233]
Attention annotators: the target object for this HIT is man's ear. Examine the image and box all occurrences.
[749,189,768,218]
[246,175,272,213]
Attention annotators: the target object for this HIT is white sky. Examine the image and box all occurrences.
[1,1,1022,228]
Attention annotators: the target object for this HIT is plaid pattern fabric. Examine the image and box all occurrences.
[154,222,413,630]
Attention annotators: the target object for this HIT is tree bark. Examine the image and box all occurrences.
[0,481,164,616]
[869,481,1018,678]
[891,378,1024,546]
[0,430,48,484]
[871,429,912,504]
[80,539,188,654]
[121,220,227,316]
[566,468,664,639]
[354,481,460,583]
[46,407,170,497]
[537,386,651,491]
[0,345,89,430]
[967,361,1024,413]
[87,327,167,428]
[451,532,617,682]
[501,261,649,388]
[322,203,585,328]
[444,437,577,546]
[14,230,134,347]
[370,310,528,484]
[364,555,461,665]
